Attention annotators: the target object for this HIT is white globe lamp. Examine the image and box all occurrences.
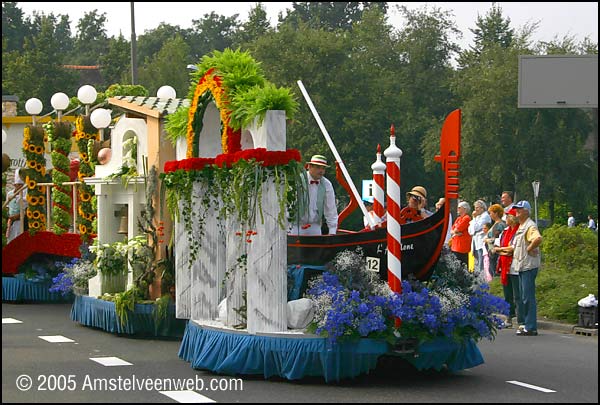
[25,98,43,125]
[157,85,176,99]
[90,108,112,141]
[51,92,70,121]
[77,85,97,115]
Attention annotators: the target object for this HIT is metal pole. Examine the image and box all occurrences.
[130,2,138,84]
[297,80,374,227]
[532,180,540,226]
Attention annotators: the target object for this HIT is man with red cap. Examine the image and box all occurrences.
[289,154,338,236]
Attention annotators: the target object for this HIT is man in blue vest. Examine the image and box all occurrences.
[289,154,338,236]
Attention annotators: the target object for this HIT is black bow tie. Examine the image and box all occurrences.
[310,180,319,185]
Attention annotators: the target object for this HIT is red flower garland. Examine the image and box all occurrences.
[2,231,82,275]
[163,149,301,173]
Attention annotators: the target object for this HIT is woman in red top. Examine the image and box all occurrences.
[493,208,520,328]
[450,201,472,268]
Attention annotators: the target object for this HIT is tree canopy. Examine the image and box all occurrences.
[2,1,597,226]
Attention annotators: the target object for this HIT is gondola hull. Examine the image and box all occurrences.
[287,206,446,281]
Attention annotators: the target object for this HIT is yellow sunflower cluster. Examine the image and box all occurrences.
[22,124,47,235]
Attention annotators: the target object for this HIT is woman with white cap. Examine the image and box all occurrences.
[6,168,28,242]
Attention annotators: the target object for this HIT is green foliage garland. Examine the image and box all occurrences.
[46,120,73,234]
[74,115,99,242]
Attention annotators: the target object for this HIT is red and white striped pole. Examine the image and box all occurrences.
[384,125,403,295]
[370,144,386,228]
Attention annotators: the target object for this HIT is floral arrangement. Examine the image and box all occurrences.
[22,124,47,234]
[306,248,509,345]
[45,120,74,234]
[90,240,128,277]
[49,256,97,296]
[165,48,298,157]
[74,115,99,242]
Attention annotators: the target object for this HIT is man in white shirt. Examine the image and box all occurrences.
[501,191,514,221]
[567,212,575,227]
[289,155,338,236]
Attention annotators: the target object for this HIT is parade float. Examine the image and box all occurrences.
[2,48,507,379]
[162,49,508,382]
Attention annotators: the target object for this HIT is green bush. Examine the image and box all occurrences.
[489,224,597,324]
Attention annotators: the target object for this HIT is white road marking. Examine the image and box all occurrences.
[90,356,133,366]
[507,380,556,393]
[38,335,75,343]
[160,390,216,403]
[2,318,23,324]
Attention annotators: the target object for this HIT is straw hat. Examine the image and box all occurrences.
[406,185,427,200]
[306,154,330,167]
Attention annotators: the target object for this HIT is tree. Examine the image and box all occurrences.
[233,2,272,46]
[136,23,188,65]
[2,2,31,52]
[447,5,597,223]
[137,35,191,97]
[3,14,78,114]
[73,10,109,65]
[279,2,387,31]
[100,34,131,86]
[391,5,461,200]
[188,12,240,60]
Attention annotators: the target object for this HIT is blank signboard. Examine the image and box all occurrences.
[518,55,598,108]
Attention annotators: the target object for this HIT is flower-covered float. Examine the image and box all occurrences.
[164,49,509,382]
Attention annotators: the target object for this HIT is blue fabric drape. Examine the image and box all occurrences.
[2,276,73,302]
[178,322,485,382]
[178,322,389,382]
[70,295,186,337]
[407,337,484,371]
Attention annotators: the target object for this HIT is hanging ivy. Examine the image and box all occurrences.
[46,120,73,234]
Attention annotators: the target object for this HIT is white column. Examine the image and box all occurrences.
[175,200,191,319]
[191,179,226,321]
[225,217,247,327]
[246,180,287,334]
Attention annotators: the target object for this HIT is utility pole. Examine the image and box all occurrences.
[130,2,138,84]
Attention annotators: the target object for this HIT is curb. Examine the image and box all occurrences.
[499,314,592,335]
[537,319,577,334]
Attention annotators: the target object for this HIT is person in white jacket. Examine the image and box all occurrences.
[468,199,491,276]
[288,155,338,236]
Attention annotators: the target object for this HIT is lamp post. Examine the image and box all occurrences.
[90,108,112,142]
[156,85,176,99]
[77,85,97,115]
[25,98,43,125]
[532,180,540,226]
[51,92,70,122]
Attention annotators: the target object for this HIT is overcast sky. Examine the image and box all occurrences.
[16,2,598,50]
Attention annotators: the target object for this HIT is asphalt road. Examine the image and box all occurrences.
[2,302,598,403]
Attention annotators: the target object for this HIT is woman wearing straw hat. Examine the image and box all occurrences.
[403,185,432,223]
[289,154,338,236]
